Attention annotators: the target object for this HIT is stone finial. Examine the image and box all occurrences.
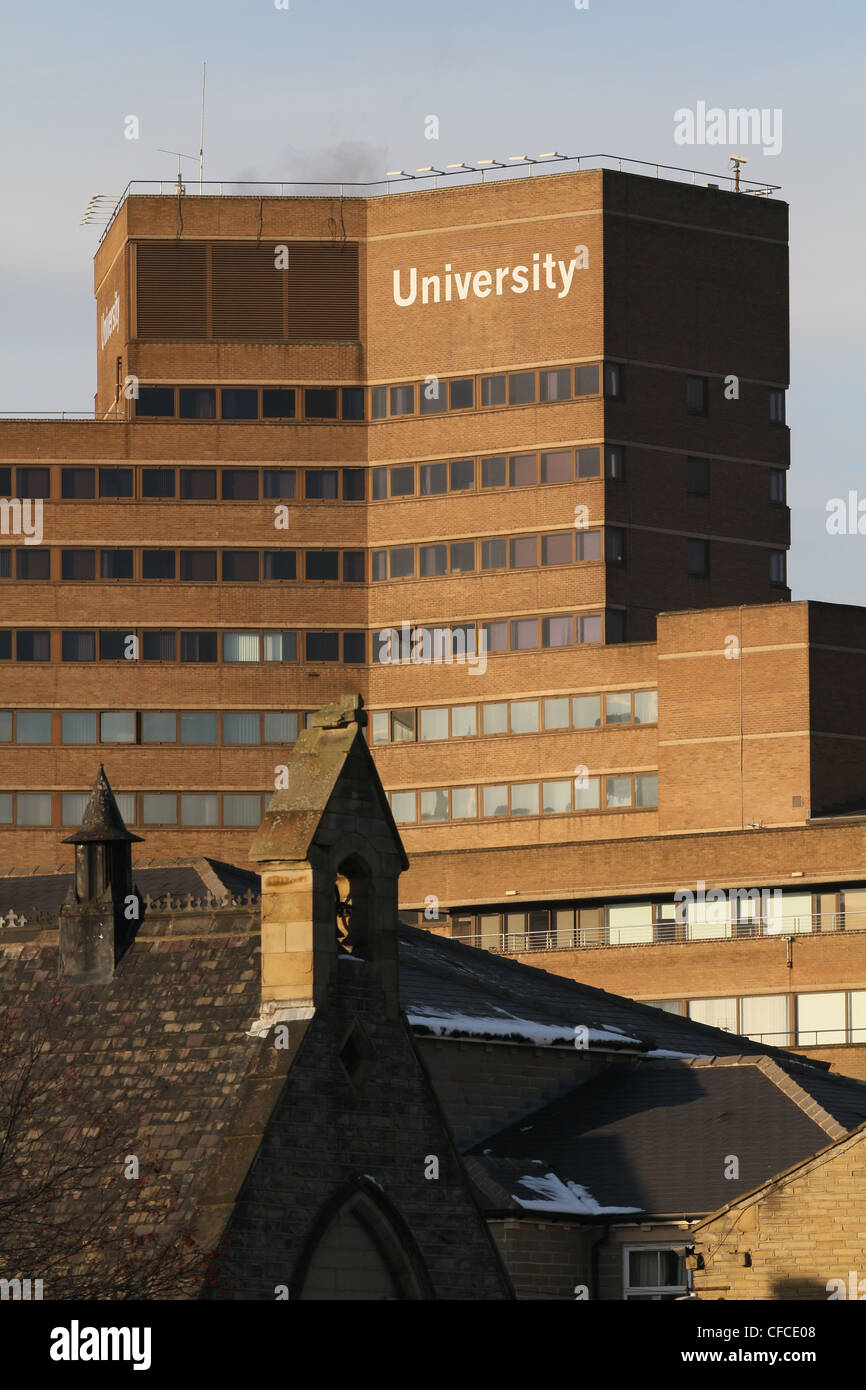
[61,764,142,845]
[310,693,367,729]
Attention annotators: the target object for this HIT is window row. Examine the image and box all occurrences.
[134,386,363,422]
[0,466,360,501]
[0,548,365,583]
[647,991,866,1048]
[0,709,303,746]
[371,446,622,500]
[0,630,365,664]
[0,790,270,828]
[371,690,658,744]
[375,612,622,658]
[370,528,621,580]
[388,773,658,825]
[371,362,621,419]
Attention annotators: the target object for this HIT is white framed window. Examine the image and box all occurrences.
[623,1246,687,1301]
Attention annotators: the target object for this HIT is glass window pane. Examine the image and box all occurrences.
[61,632,96,661]
[449,542,475,573]
[542,533,573,566]
[606,692,632,725]
[419,545,448,577]
[576,447,601,478]
[574,364,599,396]
[539,369,572,402]
[796,992,846,1045]
[179,388,216,419]
[449,379,474,409]
[305,469,339,499]
[544,697,570,730]
[606,775,632,808]
[482,785,508,817]
[141,712,176,742]
[689,998,737,1033]
[180,712,218,743]
[223,551,260,581]
[576,530,602,561]
[510,701,539,733]
[371,468,388,500]
[100,550,133,579]
[481,621,507,652]
[224,632,260,662]
[180,794,218,826]
[450,458,474,490]
[578,615,602,644]
[510,619,537,650]
[100,712,135,743]
[263,712,298,743]
[741,995,789,1045]
[391,710,415,742]
[420,708,449,741]
[17,793,52,825]
[99,468,133,498]
[510,536,537,569]
[543,780,572,814]
[262,469,296,498]
[371,711,390,745]
[481,456,506,488]
[305,551,340,581]
[142,467,176,497]
[542,616,573,648]
[420,463,448,495]
[635,774,658,807]
[304,389,339,420]
[263,551,296,580]
[420,789,449,823]
[481,539,507,570]
[263,632,296,661]
[574,776,600,810]
[509,454,536,487]
[634,690,658,724]
[482,703,508,735]
[223,794,262,827]
[341,389,364,422]
[142,630,176,660]
[389,466,415,498]
[451,705,476,737]
[223,712,261,744]
[0,711,10,740]
[540,450,572,483]
[452,787,477,819]
[850,991,866,1044]
[481,374,506,406]
[17,712,52,743]
[370,386,387,419]
[508,372,535,405]
[0,793,11,822]
[389,548,415,579]
[62,793,89,825]
[261,389,296,420]
[390,384,415,416]
[390,791,416,824]
[510,783,539,816]
[142,793,177,825]
[180,631,218,662]
[220,391,258,422]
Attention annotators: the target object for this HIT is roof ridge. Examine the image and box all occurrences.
[754,1056,848,1140]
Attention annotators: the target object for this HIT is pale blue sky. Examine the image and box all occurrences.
[0,0,863,600]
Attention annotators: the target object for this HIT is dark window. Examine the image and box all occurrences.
[688,538,709,577]
[481,456,506,488]
[389,465,415,498]
[770,468,786,504]
[605,445,625,481]
[222,551,260,581]
[510,536,538,568]
[511,619,538,650]
[62,631,96,661]
[371,550,387,581]
[180,631,218,662]
[509,454,536,487]
[686,376,707,415]
[304,387,339,419]
[481,375,506,407]
[450,378,474,409]
[221,469,259,499]
[263,469,296,498]
[390,384,414,416]
[687,457,709,495]
[606,610,626,644]
[769,388,786,424]
[450,458,474,491]
[419,382,447,415]
[180,551,217,581]
[371,386,387,419]
[540,450,572,484]
[481,538,507,570]
[605,527,626,564]
[142,630,176,660]
[450,541,475,573]
[220,389,258,420]
[420,544,448,576]
[262,388,296,418]
[16,550,50,579]
[99,468,133,498]
[62,550,95,580]
[305,631,340,662]
[341,387,364,420]
[508,372,536,405]
[0,468,10,494]
[179,388,216,419]
[343,632,366,664]
[17,467,51,497]
[342,551,365,582]
[541,533,573,566]
[61,469,95,499]
[420,462,447,495]
[99,630,129,660]
[263,550,296,580]
[17,631,51,661]
[305,470,339,500]
[142,551,176,579]
[389,548,415,579]
[604,363,623,399]
[142,468,175,498]
[575,364,600,396]
[576,447,601,478]
[0,550,9,577]
[305,551,340,581]
[342,469,365,499]
[539,368,571,402]
[100,549,133,579]
[576,529,602,561]
[372,468,388,500]
[0,631,10,659]
[136,387,175,416]
[770,550,787,585]
[180,469,216,500]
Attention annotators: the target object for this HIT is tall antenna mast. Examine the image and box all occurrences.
[199,61,206,193]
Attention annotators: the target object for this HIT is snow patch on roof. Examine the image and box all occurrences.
[513,1172,643,1216]
[406,1008,639,1048]
[646,1049,713,1060]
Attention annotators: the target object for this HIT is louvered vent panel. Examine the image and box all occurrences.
[212,243,284,338]
[136,242,207,339]
[285,241,359,341]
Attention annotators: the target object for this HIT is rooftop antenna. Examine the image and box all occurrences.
[729,154,748,193]
[157,148,198,196]
[199,61,206,193]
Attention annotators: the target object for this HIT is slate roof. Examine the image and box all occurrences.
[0,860,259,921]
